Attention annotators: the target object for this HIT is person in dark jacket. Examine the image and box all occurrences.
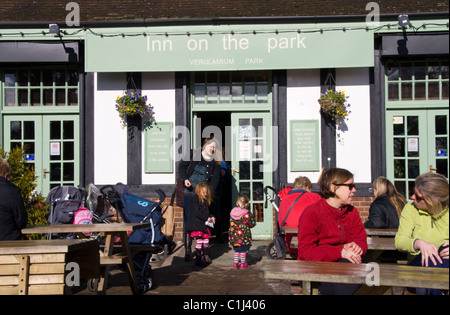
[0,158,27,240]
[364,176,407,229]
[178,137,221,261]
[186,182,215,267]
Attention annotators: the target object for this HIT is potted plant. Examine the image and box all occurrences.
[115,91,155,127]
[318,89,351,124]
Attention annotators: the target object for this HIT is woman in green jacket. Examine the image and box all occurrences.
[395,172,449,294]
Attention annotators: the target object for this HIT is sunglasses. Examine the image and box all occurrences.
[335,183,356,190]
[413,192,425,202]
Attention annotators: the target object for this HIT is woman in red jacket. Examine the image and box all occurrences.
[298,168,367,263]
[297,168,367,294]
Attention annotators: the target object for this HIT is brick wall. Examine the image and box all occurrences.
[168,196,374,242]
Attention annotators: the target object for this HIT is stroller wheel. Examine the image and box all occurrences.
[138,268,154,293]
[87,278,99,292]
[265,241,278,260]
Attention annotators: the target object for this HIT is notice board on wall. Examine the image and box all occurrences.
[290,120,320,172]
[144,122,173,173]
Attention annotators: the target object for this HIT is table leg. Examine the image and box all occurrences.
[119,232,139,295]
[97,233,114,295]
[302,281,319,295]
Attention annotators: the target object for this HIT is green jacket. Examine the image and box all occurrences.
[395,202,449,256]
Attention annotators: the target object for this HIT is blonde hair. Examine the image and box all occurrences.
[415,173,449,215]
[373,176,407,217]
[293,176,313,190]
[236,195,250,209]
[0,158,11,180]
[194,182,213,206]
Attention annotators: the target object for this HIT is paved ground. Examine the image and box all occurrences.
[75,240,294,296]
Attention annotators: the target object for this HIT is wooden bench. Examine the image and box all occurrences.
[0,239,99,295]
[365,228,397,237]
[260,260,449,295]
[22,223,150,295]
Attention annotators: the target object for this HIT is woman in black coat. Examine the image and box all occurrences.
[0,158,27,240]
[364,176,407,229]
[178,137,220,260]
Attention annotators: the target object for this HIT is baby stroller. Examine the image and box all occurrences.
[100,183,167,292]
[46,185,86,239]
[264,185,294,260]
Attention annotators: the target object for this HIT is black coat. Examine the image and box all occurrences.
[0,176,27,240]
[186,195,213,233]
[364,194,399,229]
[178,149,220,194]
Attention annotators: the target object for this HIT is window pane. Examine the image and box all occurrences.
[18,89,28,106]
[394,138,405,157]
[407,116,418,135]
[43,89,53,105]
[63,121,74,139]
[388,83,399,101]
[31,89,40,106]
[428,62,439,79]
[387,63,399,81]
[414,82,425,100]
[54,70,65,86]
[56,89,65,105]
[394,159,405,178]
[23,121,35,140]
[435,115,447,135]
[5,89,16,106]
[10,121,22,140]
[401,82,412,100]
[408,160,420,178]
[428,82,439,99]
[50,121,61,140]
[29,70,40,86]
[441,81,449,99]
[5,71,16,87]
[436,159,448,178]
[68,89,78,106]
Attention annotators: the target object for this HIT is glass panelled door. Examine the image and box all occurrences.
[386,110,449,199]
[427,110,449,178]
[43,116,79,194]
[3,115,79,195]
[231,113,273,240]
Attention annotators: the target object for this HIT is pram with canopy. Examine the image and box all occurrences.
[99,183,168,292]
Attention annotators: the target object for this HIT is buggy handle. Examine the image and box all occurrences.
[155,189,166,204]
[263,186,277,208]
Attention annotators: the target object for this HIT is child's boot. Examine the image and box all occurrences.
[194,248,206,267]
[240,262,250,268]
[203,246,212,265]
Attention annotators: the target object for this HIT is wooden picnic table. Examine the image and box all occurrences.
[22,223,150,295]
[0,239,99,295]
[260,260,449,295]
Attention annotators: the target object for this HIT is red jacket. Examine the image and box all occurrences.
[297,198,367,262]
[278,189,321,228]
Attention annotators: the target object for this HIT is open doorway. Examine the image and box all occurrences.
[194,111,233,242]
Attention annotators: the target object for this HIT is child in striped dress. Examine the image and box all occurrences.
[228,195,256,269]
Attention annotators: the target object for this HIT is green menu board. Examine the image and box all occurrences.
[290,120,320,172]
[144,122,173,173]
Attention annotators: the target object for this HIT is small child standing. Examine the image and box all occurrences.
[228,195,256,269]
[186,182,215,267]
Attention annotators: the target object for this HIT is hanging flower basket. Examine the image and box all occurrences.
[115,91,155,127]
[318,89,351,124]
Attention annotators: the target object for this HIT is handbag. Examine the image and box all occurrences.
[176,177,186,207]
[176,158,193,207]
